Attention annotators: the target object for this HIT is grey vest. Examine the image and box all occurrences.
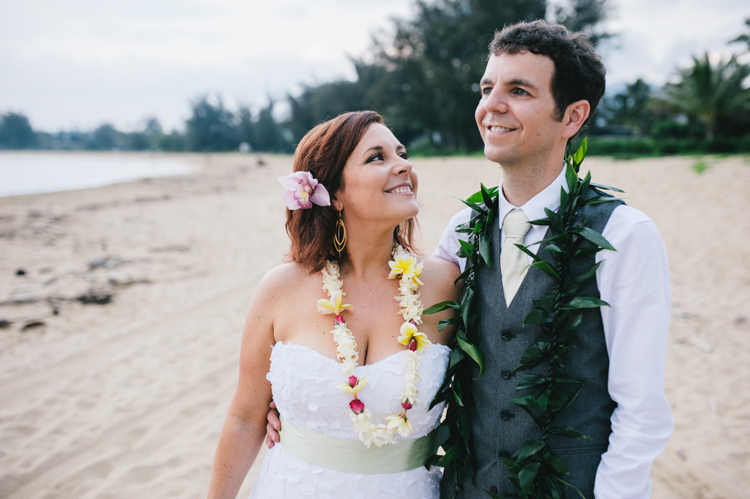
[441,190,623,499]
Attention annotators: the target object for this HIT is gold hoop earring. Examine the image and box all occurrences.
[334,211,347,258]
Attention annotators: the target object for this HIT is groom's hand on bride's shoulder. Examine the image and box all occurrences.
[265,400,281,449]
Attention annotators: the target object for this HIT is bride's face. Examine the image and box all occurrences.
[333,123,418,227]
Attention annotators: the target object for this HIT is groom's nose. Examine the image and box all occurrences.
[484,88,510,114]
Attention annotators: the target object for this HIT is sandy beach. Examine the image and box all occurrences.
[0,151,748,499]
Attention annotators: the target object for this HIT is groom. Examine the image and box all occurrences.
[265,20,673,499]
[432,21,673,498]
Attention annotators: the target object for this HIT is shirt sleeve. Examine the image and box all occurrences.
[593,205,674,499]
[432,208,472,272]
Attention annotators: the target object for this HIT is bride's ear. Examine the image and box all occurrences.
[332,196,343,212]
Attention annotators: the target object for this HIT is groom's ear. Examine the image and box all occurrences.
[561,99,591,139]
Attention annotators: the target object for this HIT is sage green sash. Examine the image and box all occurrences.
[279,416,436,474]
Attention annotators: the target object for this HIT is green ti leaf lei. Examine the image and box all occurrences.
[424,138,625,499]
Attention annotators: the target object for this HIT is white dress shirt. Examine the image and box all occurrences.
[433,167,674,499]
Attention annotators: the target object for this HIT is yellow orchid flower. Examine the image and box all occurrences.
[317,290,353,316]
[385,413,413,437]
[336,375,368,396]
[397,322,432,352]
[388,254,418,280]
[412,262,424,285]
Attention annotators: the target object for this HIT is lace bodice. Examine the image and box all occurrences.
[269,341,450,439]
[248,341,450,498]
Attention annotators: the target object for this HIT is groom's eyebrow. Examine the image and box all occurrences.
[506,78,537,90]
[480,77,537,90]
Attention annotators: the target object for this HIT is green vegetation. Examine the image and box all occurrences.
[1,7,748,157]
[0,0,611,153]
[692,160,710,174]
[585,137,750,159]
[0,113,36,149]
[664,54,750,140]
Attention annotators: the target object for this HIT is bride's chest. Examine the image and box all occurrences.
[277,285,408,363]
[267,343,450,438]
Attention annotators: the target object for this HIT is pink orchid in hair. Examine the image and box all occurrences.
[277,171,331,210]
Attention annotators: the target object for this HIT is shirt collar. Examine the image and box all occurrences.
[498,165,567,228]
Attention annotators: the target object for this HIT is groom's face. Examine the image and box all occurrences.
[476,51,564,167]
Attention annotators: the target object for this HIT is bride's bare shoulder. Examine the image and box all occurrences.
[420,256,460,280]
[419,256,461,301]
[255,262,319,298]
[262,261,311,283]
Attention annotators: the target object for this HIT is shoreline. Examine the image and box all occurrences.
[0,151,209,198]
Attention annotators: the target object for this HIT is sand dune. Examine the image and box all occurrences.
[0,152,748,498]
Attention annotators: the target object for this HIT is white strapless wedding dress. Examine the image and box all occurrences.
[248,341,450,498]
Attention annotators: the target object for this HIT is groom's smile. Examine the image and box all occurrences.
[487,126,517,133]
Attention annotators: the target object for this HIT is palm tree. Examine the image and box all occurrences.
[729,18,750,53]
[665,53,750,140]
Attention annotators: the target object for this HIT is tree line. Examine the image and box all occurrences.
[1,2,748,154]
[0,101,283,153]
[598,19,750,142]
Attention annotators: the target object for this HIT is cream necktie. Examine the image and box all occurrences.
[501,209,532,306]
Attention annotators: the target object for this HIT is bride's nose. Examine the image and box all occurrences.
[394,158,413,176]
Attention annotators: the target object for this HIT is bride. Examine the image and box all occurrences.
[205,111,460,498]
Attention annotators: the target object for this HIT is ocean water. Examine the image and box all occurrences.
[0,152,194,197]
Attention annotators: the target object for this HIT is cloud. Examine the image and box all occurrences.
[0,51,355,131]
[0,0,411,130]
[1,0,747,129]
[601,0,749,85]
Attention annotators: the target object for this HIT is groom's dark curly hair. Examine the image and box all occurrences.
[490,20,606,129]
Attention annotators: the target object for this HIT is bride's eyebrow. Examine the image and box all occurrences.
[361,146,384,159]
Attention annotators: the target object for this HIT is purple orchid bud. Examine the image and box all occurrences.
[278,171,331,210]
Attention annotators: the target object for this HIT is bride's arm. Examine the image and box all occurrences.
[206,271,282,499]
[417,256,461,344]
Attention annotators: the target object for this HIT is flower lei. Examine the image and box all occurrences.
[424,139,624,498]
[316,246,431,448]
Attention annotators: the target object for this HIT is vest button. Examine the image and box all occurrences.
[499,451,511,459]
[489,486,498,494]
[500,410,513,420]
[501,330,513,341]
[501,370,512,380]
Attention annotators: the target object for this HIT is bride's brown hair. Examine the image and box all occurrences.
[285,111,419,273]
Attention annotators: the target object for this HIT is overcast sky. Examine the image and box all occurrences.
[0,0,747,132]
